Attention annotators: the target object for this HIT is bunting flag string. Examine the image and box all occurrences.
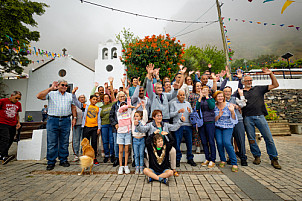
[222,21,233,62]
[222,17,300,31]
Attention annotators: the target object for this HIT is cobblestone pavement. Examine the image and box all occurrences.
[0,134,301,200]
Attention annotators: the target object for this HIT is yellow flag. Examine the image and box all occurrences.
[281,0,295,14]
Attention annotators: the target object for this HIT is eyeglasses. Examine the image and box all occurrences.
[139,90,144,92]
[155,115,163,118]
[244,80,253,82]
[60,84,68,87]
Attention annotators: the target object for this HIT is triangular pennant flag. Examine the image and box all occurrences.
[296,27,300,30]
[288,25,294,27]
[281,0,295,14]
[264,23,267,25]
[249,21,253,23]
[280,24,285,27]
[257,22,261,24]
[242,20,246,22]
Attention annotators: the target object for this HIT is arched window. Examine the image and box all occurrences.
[111,47,117,59]
[102,48,108,60]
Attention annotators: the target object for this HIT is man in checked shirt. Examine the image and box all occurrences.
[37,80,77,171]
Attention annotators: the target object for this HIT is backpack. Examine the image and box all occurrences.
[189,108,204,127]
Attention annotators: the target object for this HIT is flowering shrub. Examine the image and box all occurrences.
[265,104,279,121]
[120,34,185,80]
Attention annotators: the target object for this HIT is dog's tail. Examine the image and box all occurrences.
[79,156,94,169]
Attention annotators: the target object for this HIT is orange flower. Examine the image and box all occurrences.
[178,40,180,42]
[122,49,125,52]
[167,68,171,71]
[125,69,128,71]
[182,44,186,47]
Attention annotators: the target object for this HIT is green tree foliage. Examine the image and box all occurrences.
[115,27,139,53]
[0,0,48,74]
[183,45,226,74]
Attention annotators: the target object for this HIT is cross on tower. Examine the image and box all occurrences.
[62,48,67,56]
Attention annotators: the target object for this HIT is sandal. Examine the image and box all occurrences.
[232,165,238,172]
[173,170,179,177]
[219,162,226,168]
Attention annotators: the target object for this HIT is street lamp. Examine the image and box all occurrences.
[281,52,293,79]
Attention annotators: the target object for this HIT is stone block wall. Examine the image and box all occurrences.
[265,89,302,123]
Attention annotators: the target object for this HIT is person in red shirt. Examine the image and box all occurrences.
[0,91,22,165]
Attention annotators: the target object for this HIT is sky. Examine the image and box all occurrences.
[27,0,302,72]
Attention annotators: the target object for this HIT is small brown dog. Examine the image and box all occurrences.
[78,138,95,175]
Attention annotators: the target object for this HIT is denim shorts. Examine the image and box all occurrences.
[117,132,131,145]
[150,168,170,175]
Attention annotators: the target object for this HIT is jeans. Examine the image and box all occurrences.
[113,132,119,158]
[83,126,98,157]
[0,124,16,157]
[174,126,194,161]
[244,115,278,160]
[198,123,216,162]
[133,137,145,167]
[101,124,114,157]
[232,121,247,160]
[72,125,83,156]
[46,116,71,165]
[215,127,237,165]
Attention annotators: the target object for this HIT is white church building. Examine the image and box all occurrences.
[2,40,126,122]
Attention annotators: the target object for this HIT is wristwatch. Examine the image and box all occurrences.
[73,117,77,119]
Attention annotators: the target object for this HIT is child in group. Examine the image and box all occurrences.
[72,87,101,165]
[117,88,135,174]
[143,132,174,185]
[131,101,148,174]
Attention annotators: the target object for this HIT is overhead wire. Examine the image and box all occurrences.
[80,0,217,24]
[174,21,218,37]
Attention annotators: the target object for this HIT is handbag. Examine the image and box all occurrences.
[189,108,203,128]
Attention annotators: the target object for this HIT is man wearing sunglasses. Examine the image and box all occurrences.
[37,80,77,171]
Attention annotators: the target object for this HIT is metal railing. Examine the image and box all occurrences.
[231,69,302,80]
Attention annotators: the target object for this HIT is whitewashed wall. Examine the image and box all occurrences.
[2,79,28,121]
[224,79,302,92]
[25,56,94,120]
[94,40,126,89]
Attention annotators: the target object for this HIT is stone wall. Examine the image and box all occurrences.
[265,89,302,123]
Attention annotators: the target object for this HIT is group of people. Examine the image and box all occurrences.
[0,63,282,185]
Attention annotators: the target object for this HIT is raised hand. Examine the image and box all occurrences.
[178,108,185,113]
[228,104,235,112]
[208,63,212,68]
[72,86,78,94]
[220,70,226,77]
[187,107,191,113]
[181,113,185,122]
[161,131,168,136]
[108,76,114,83]
[196,70,200,78]
[189,71,194,76]
[94,82,99,88]
[262,67,272,75]
[180,67,187,75]
[128,105,135,109]
[121,76,126,84]
[51,81,59,91]
[154,129,160,134]
[104,82,108,89]
[146,63,154,75]
[134,120,139,126]
[173,82,180,89]
[237,70,243,79]
[138,77,141,86]
[211,73,216,80]
[179,64,184,70]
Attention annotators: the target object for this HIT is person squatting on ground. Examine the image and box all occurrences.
[72,87,101,165]
[37,80,77,171]
[0,91,22,165]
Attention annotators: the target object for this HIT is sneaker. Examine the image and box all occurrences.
[73,156,79,162]
[103,157,109,163]
[208,161,215,168]
[187,159,197,166]
[46,164,55,171]
[59,161,70,167]
[253,156,261,165]
[135,167,139,175]
[113,158,119,167]
[201,160,210,167]
[176,160,180,167]
[118,166,124,175]
[241,159,248,166]
[110,155,115,163]
[2,155,15,165]
[94,159,99,166]
[271,158,281,169]
[124,166,130,174]
[140,167,144,175]
[196,146,201,154]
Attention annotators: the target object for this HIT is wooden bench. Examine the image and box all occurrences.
[16,122,47,140]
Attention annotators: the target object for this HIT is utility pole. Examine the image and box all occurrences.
[216,0,232,80]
